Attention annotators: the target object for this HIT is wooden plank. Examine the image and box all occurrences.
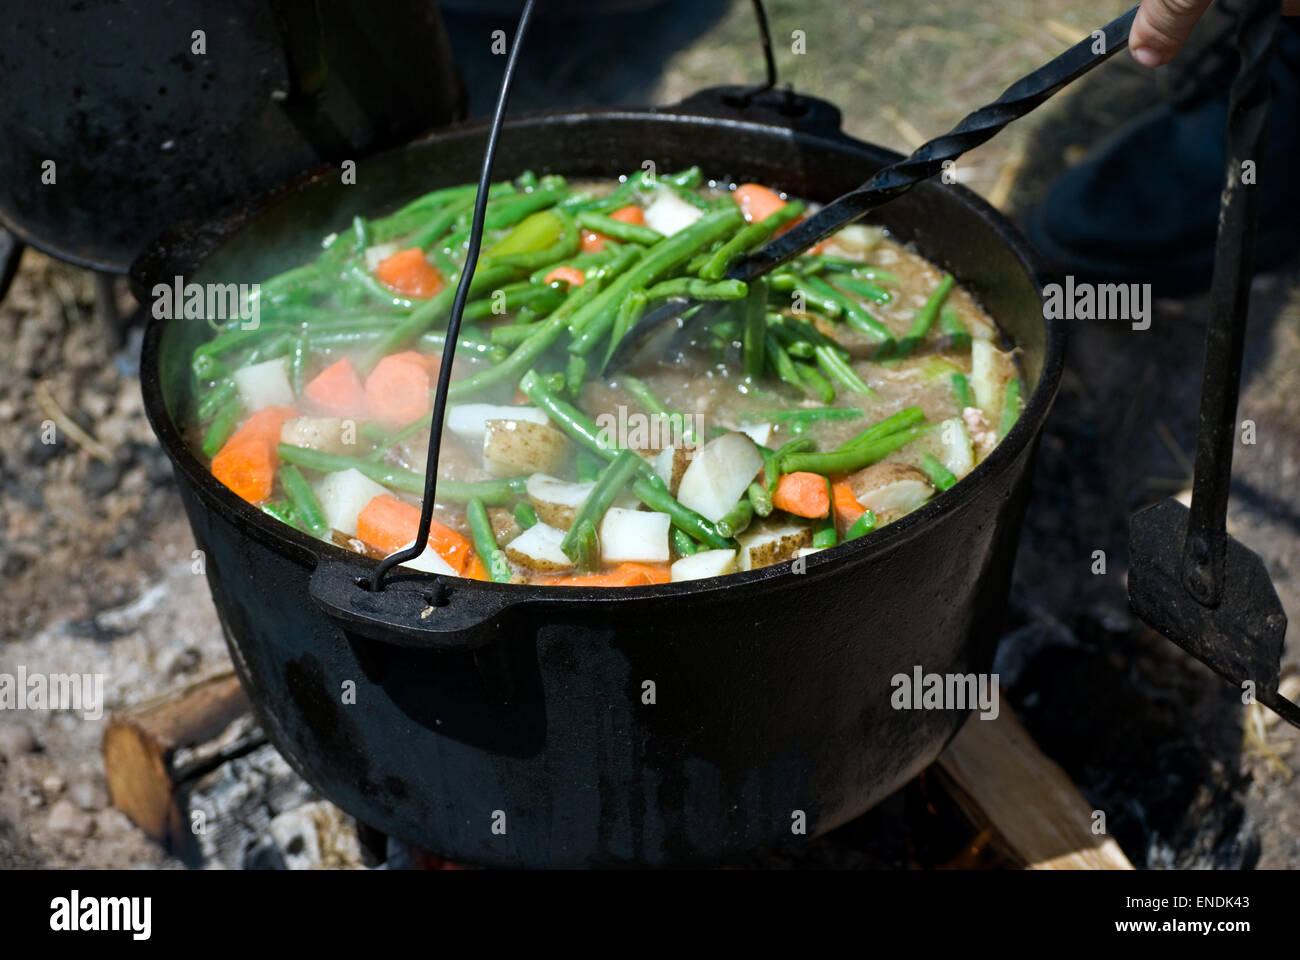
[102,670,263,852]
[936,707,1134,870]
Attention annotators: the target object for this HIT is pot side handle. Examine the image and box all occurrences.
[662,85,850,141]
[308,560,524,651]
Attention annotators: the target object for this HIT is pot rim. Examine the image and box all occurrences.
[138,102,1062,608]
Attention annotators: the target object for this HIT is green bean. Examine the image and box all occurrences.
[836,407,925,451]
[882,274,954,362]
[755,407,864,424]
[241,331,294,367]
[513,501,539,530]
[746,481,773,517]
[467,498,514,582]
[198,380,237,421]
[561,450,642,566]
[715,499,754,539]
[813,481,837,547]
[795,255,899,286]
[411,195,474,250]
[919,453,958,492]
[772,328,814,358]
[260,501,301,530]
[630,476,733,550]
[763,437,815,490]
[781,425,926,475]
[767,273,843,317]
[289,336,308,395]
[764,334,804,393]
[844,509,877,540]
[562,245,646,333]
[794,362,835,403]
[699,201,806,280]
[601,287,648,372]
[568,207,745,355]
[192,353,230,382]
[276,444,526,503]
[575,211,663,246]
[831,275,892,304]
[999,377,1023,439]
[201,397,242,457]
[952,372,974,410]
[490,323,543,346]
[193,325,276,361]
[516,170,538,190]
[576,450,603,483]
[481,187,567,231]
[742,278,768,378]
[643,277,748,302]
[446,309,571,400]
[415,329,506,362]
[799,275,893,342]
[566,518,601,572]
[940,304,971,350]
[814,345,876,397]
[672,527,699,557]
[519,369,617,459]
[565,355,587,399]
[464,281,567,321]
[279,464,330,537]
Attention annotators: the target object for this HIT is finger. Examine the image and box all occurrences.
[1130,0,1215,67]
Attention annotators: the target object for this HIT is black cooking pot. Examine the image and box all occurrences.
[135,88,1060,868]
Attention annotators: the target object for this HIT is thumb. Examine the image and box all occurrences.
[1130,0,1215,67]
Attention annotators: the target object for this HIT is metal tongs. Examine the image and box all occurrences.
[604,4,1144,373]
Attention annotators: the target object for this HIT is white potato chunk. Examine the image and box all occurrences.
[446,404,548,445]
[525,474,595,530]
[316,469,390,537]
[504,521,573,571]
[848,462,934,520]
[643,189,702,236]
[736,521,814,571]
[599,508,671,563]
[737,422,772,447]
[233,356,294,410]
[483,419,569,477]
[653,445,692,496]
[937,417,975,479]
[671,549,738,582]
[676,432,764,523]
[281,416,356,456]
[970,339,1016,423]
[396,539,458,576]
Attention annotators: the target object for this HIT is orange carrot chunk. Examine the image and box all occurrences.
[542,562,671,587]
[211,406,297,503]
[733,183,788,224]
[375,247,446,299]
[304,357,368,418]
[543,265,586,287]
[772,471,831,518]
[578,204,645,255]
[832,481,866,528]
[607,204,646,226]
[365,351,432,425]
[356,494,478,575]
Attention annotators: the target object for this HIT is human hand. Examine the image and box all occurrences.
[1130,0,1300,68]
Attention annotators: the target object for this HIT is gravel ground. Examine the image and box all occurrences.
[2,0,1296,870]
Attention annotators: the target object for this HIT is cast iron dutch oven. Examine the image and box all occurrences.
[135,88,1060,868]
